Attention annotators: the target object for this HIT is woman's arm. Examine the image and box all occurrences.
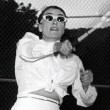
[72,56,97,107]
[16,32,54,62]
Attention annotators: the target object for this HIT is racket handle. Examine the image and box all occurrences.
[54,39,79,56]
[54,51,59,56]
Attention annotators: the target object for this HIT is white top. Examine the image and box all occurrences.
[15,32,97,107]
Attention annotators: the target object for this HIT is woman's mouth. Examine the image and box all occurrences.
[50,27,58,31]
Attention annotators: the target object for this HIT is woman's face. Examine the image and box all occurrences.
[39,8,66,41]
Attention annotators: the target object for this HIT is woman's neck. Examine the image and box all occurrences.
[43,38,60,42]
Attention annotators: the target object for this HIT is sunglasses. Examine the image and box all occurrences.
[42,14,67,23]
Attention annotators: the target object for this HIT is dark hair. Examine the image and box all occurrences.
[38,5,67,23]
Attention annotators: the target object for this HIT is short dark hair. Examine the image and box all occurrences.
[38,5,67,23]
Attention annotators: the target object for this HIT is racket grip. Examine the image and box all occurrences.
[54,51,62,56]
[54,39,79,56]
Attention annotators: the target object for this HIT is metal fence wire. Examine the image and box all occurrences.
[0,0,110,110]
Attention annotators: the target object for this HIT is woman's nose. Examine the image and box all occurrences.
[52,19,57,25]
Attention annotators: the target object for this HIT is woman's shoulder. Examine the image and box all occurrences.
[16,32,40,47]
[22,32,40,40]
[69,54,80,59]
[18,32,40,43]
[69,54,82,63]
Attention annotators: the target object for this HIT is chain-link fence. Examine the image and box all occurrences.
[0,0,110,110]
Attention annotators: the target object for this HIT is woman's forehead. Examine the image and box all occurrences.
[44,8,65,16]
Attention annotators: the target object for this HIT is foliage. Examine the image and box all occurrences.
[0,0,38,40]
[0,0,38,78]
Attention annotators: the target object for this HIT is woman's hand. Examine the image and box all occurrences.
[53,40,73,57]
[80,69,93,92]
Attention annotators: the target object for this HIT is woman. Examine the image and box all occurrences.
[11,5,97,110]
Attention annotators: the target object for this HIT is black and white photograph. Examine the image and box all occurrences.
[0,0,110,110]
